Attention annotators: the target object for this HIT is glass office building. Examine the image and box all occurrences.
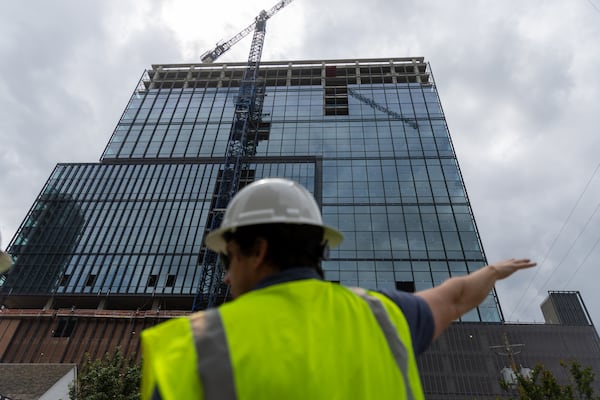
[1,58,501,321]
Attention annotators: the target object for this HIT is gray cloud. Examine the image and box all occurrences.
[0,0,181,243]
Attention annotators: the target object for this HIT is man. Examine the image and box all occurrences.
[141,178,536,400]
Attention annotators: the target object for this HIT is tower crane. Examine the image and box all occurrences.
[193,0,294,311]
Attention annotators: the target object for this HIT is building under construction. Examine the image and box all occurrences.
[2,56,599,398]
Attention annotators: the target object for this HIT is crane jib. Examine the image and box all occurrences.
[199,0,294,64]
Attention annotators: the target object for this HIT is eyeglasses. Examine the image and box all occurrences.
[219,252,231,271]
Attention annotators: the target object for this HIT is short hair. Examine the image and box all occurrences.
[224,224,325,277]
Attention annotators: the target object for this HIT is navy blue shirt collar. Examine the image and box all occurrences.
[254,267,322,291]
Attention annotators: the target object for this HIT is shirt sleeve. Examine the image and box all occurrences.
[376,289,434,355]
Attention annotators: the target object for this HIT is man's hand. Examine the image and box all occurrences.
[417,257,537,340]
[488,259,537,279]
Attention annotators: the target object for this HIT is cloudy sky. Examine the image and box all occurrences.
[1,0,599,324]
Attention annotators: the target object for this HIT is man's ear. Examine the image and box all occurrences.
[251,238,269,269]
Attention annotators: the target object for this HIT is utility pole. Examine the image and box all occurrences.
[491,333,531,387]
[491,333,524,369]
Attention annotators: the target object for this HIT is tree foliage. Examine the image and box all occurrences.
[69,347,141,400]
[500,361,599,400]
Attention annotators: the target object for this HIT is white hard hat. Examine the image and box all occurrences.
[205,178,343,253]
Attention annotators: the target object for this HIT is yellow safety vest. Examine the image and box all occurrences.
[141,279,425,400]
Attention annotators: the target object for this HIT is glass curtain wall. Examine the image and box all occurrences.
[4,59,501,321]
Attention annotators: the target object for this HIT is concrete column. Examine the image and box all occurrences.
[185,67,194,89]
[389,60,397,84]
[218,65,227,88]
[412,59,422,83]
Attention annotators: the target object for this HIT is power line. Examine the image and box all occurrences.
[563,232,600,288]
[586,0,600,14]
[507,162,600,321]
[537,199,600,291]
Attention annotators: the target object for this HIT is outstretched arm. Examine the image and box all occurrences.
[416,259,536,341]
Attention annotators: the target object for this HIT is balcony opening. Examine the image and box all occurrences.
[395,281,416,293]
[166,274,176,287]
[84,274,97,287]
[147,274,158,288]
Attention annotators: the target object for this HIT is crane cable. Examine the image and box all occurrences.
[507,161,600,321]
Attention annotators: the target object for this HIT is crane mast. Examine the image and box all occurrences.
[193,2,292,310]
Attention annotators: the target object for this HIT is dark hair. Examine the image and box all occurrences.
[224,224,326,277]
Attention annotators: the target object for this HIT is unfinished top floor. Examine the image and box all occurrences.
[144,57,431,89]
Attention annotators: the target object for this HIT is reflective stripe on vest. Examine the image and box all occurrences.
[191,309,236,400]
[349,287,415,400]
[191,283,422,400]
